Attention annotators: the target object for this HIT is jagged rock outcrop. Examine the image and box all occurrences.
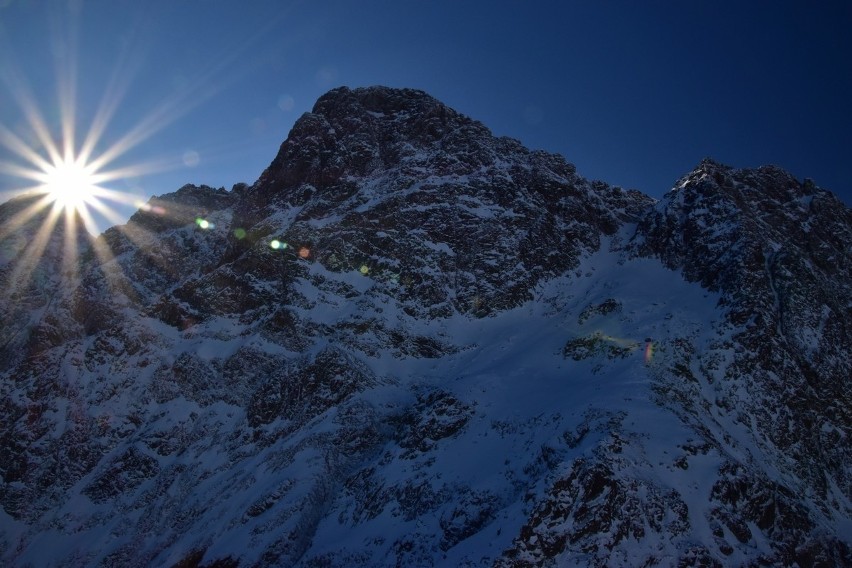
[231,86,652,318]
[626,159,852,564]
[0,86,849,567]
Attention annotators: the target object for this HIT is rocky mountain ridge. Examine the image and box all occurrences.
[0,86,849,566]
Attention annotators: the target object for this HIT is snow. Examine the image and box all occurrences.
[266,239,737,565]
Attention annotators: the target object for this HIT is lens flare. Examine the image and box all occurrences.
[644,341,654,364]
[195,218,214,230]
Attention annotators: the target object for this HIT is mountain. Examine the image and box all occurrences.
[0,86,849,567]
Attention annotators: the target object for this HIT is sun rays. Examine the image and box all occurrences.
[0,0,298,316]
[0,49,186,238]
[0,0,239,304]
[0,72,160,303]
[0,36,187,308]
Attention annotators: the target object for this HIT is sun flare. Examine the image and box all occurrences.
[39,157,102,213]
[0,0,249,305]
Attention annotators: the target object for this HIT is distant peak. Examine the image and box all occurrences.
[255,85,493,194]
[312,85,440,116]
[696,157,730,171]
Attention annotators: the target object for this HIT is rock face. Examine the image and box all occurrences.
[0,86,849,567]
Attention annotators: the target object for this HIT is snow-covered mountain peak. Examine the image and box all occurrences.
[253,86,572,206]
[671,157,827,209]
[1,87,850,567]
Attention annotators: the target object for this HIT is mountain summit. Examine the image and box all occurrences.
[1,86,850,567]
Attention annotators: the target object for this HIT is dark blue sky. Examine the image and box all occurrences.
[1,1,850,232]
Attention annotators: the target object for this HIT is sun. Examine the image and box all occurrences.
[39,156,103,213]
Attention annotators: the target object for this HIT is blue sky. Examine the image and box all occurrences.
[1,0,850,232]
